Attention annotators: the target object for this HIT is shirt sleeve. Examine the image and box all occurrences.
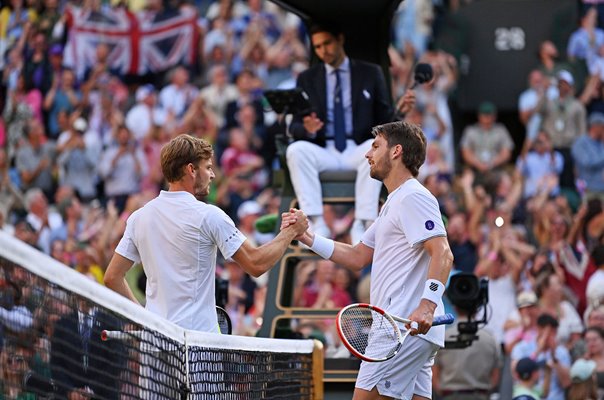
[204,206,247,260]
[361,219,377,249]
[115,212,141,263]
[398,191,446,248]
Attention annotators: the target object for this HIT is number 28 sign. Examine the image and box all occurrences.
[494,27,526,51]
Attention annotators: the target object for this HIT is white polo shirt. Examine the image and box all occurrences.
[361,179,447,347]
[115,191,246,332]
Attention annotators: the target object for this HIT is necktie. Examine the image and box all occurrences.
[333,69,347,152]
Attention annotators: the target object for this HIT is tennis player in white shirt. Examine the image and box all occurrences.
[104,134,308,333]
[283,121,453,400]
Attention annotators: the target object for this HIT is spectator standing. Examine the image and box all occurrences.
[432,306,502,400]
[504,291,541,355]
[2,73,36,160]
[538,70,586,191]
[586,245,604,307]
[572,111,604,203]
[125,84,158,144]
[568,7,604,63]
[98,125,147,213]
[158,66,199,121]
[582,326,604,394]
[56,118,99,202]
[535,271,584,347]
[516,130,564,200]
[0,147,23,221]
[43,69,81,140]
[518,69,556,147]
[15,120,55,200]
[22,32,52,95]
[511,313,572,400]
[460,101,514,174]
[24,188,63,255]
[199,64,239,128]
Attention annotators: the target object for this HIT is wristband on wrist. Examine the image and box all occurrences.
[421,279,445,305]
[310,234,335,259]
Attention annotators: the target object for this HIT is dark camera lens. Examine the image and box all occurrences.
[447,273,483,311]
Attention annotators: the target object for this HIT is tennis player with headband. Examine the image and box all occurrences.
[104,134,308,333]
[282,121,453,400]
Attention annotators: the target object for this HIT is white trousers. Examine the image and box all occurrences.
[285,139,382,221]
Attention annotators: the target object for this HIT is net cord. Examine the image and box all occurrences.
[0,231,315,355]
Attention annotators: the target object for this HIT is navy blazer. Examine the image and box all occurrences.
[290,59,394,147]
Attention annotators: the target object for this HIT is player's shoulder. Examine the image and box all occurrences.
[397,179,435,201]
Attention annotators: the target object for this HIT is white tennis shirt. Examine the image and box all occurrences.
[115,191,247,332]
[361,179,447,347]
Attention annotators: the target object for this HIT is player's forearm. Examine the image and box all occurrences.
[426,245,454,284]
[298,231,371,271]
[246,229,298,276]
[106,277,140,306]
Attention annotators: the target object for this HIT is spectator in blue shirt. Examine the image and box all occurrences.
[572,112,604,203]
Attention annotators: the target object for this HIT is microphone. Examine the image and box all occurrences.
[410,63,434,89]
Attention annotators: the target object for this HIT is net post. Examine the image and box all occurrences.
[312,339,324,399]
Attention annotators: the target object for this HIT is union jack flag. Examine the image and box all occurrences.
[63,6,199,78]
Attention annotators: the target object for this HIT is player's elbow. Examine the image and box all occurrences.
[103,269,120,289]
[444,247,454,270]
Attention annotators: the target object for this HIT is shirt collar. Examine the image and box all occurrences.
[325,57,350,75]
[160,190,198,201]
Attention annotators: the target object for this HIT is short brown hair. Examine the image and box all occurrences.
[160,134,213,183]
[371,121,426,177]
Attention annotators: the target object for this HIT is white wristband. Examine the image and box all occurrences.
[310,234,335,259]
[421,279,445,305]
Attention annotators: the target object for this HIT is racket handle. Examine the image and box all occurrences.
[433,313,455,326]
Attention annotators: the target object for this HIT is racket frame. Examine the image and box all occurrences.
[336,303,406,362]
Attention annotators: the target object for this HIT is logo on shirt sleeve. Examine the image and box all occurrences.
[425,220,435,231]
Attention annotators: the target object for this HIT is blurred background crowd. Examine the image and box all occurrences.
[1,0,604,398]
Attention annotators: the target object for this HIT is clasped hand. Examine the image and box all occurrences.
[280,208,308,240]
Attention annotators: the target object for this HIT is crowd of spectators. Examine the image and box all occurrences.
[0,0,604,398]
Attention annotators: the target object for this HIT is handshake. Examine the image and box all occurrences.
[280,208,313,245]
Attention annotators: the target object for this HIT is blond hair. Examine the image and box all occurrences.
[160,134,213,182]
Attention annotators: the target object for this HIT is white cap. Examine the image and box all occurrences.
[73,118,88,132]
[237,200,262,220]
[570,358,596,381]
[135,84,155,102]
[558,70,574,86]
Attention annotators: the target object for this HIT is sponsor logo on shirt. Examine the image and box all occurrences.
[425,220,435,230]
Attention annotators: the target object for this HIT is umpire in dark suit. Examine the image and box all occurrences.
[50,301,124,399]
[286,22,395,244]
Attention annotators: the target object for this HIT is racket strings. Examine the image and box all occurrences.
[340,308,401,360]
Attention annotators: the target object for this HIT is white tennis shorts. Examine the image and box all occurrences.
[355,336,439,399]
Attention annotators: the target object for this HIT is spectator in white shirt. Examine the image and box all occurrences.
[98,125,148,213]
[125,84,158,143]
[199,64,239,128]
[158,66,199,121]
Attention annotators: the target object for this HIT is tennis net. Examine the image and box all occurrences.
[0,232,323,399]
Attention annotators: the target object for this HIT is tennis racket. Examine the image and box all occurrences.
[216,305,232,335]
[336,303,454,362]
